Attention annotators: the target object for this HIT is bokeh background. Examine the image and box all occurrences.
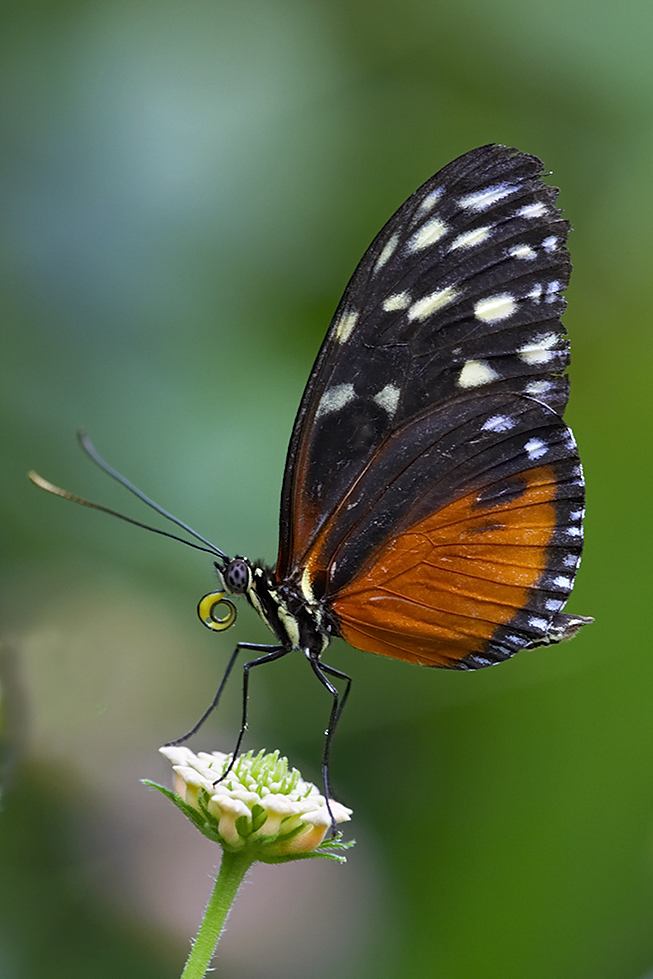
[2,0,652,976]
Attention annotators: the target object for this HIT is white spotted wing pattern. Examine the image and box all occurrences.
[277,145,590,668]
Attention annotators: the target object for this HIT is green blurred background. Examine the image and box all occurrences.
[1,0,651,976]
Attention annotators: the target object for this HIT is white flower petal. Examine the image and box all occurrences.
[159,745,197,767]
[160,746,352,855]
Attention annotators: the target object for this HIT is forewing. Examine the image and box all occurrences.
[277,145,573,577]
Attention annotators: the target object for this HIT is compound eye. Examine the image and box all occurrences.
[197,591,238,632]
[225,558,251,594]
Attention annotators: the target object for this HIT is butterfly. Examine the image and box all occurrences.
[31,144,592,802]
[190,142,592,776]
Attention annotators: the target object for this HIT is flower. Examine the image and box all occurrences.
[154,745,352,862]
[144,747,354,977]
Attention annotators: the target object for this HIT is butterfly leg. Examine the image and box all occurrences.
[306,653,352,833]
[164,641,281,747]
[214,643,291,784]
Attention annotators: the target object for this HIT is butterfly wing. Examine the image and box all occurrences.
[277,144,589,668]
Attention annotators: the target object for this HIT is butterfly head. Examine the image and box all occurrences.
[223,557,252,594]
[197,555,252,632]
[197,556,283,640]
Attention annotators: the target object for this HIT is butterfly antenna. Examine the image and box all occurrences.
[28,471,226,559]
[76,431,228,559]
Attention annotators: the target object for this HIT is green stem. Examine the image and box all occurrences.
[180,849,254,979]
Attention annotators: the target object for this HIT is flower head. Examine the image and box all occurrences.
[151,745,352,862]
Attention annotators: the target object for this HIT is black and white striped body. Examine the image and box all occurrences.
[224,556,335,660]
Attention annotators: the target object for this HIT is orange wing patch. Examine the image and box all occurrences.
[331,465,558,667]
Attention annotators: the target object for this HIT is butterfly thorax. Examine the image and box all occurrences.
[225,556,333,657]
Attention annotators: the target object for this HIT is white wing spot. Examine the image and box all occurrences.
[570,509,584,521]
[545,598,563,612]
[545,280,562,303]
[525,380,552,395]
[509,243,537,260]
[382,292,411,312]
[542,236,558,252]
[504,634,525,647]
[408,216,448,252]
[334,310,359,344]
[450,225,491,250]
[458,360,498,388]
[373,383,401,416]
[566,526,582,537]
[458,182,517,211]
[316,383,356,419]
[416,187,444,216]
[563,554,579,568]
[519,332,558,364]
[517,202,547,219]
[553,575,573,589]
[529,616,549,631]
[374,233,399,273]
[408,286,458,321]
[482,414,516,432]
[475,293,517,322]
[525,438,547,460]
[528,283,543,302]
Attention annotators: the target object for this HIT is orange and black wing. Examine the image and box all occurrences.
[276,144,590,669]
